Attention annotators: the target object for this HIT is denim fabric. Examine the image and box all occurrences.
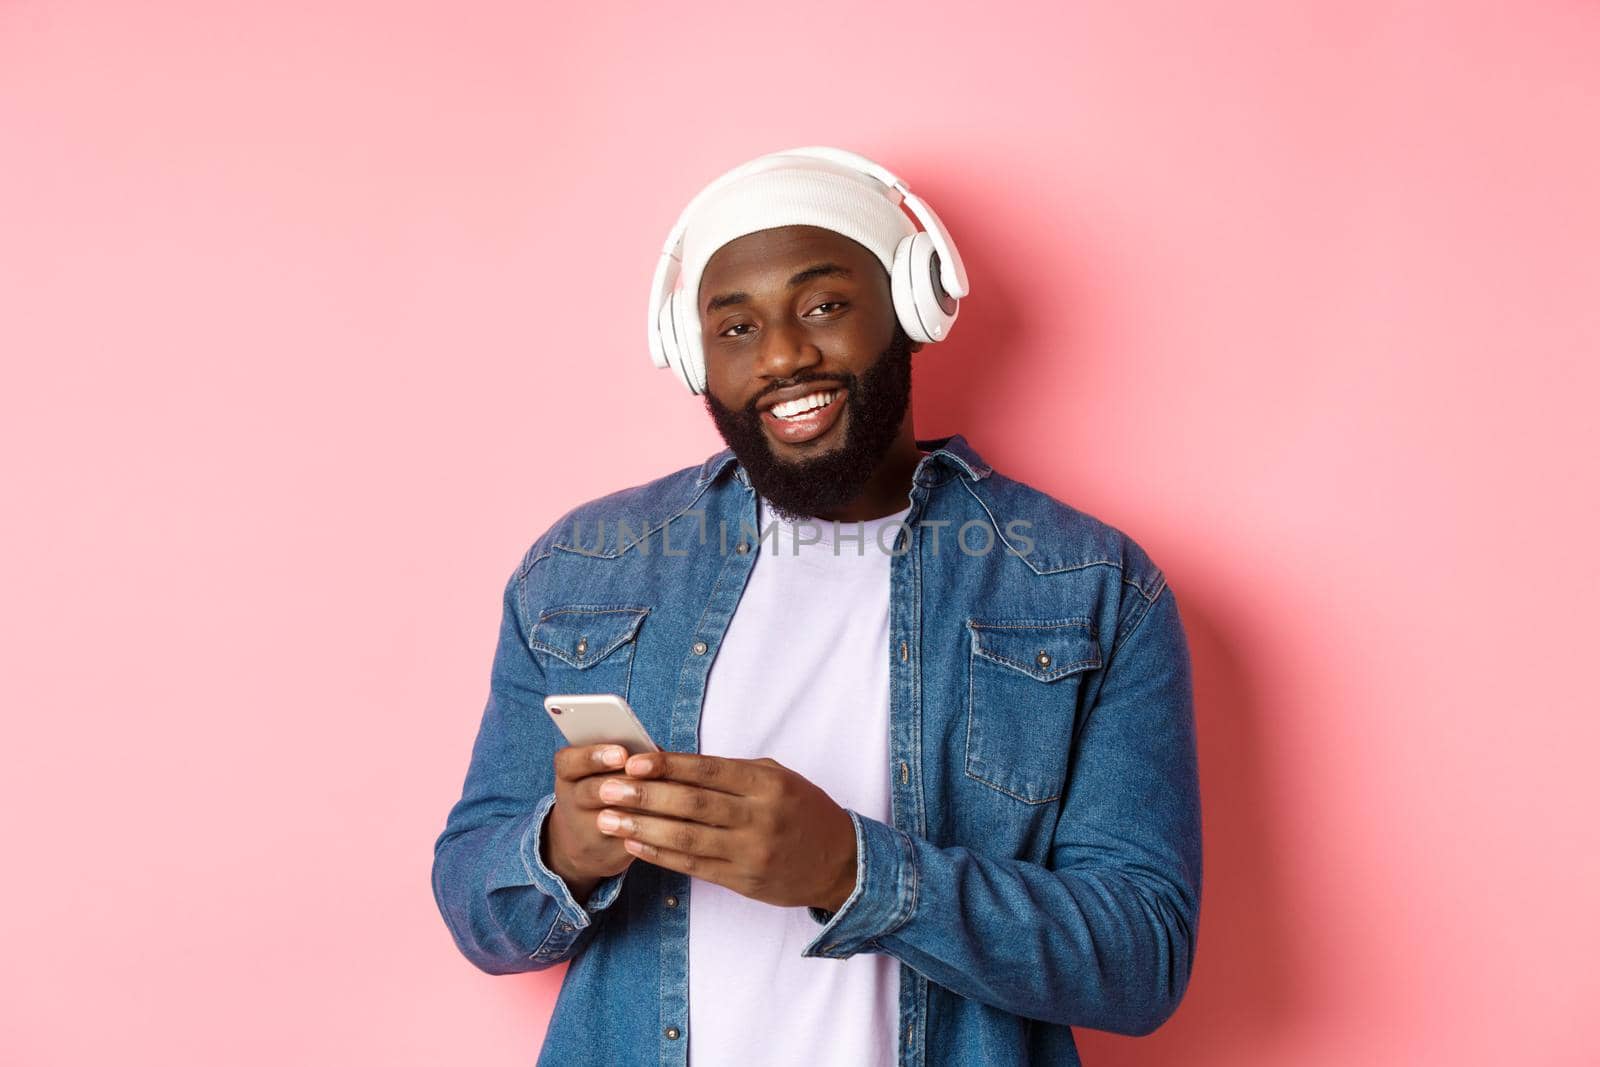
[431,434,1202,1065]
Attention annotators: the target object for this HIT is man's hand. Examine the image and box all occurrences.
[591,751,858,912]
[542,743,643,902]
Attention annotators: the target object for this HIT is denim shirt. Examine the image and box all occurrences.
[431,433,1202,1066]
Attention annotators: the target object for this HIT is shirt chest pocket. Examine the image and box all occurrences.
[528,605,650,704]
[965,618,1103,805]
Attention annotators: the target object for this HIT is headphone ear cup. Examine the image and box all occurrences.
[657,293,690,393]
[674,287,707,394]
[904,231,958,342]
[891,234,933,344]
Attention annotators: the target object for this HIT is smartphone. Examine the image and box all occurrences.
[543,693,661,756]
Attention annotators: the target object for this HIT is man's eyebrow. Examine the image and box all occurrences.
[703,263,854,315]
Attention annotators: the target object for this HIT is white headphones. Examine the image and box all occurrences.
[647,146,970,395]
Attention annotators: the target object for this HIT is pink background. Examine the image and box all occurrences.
[3,2,1596,1064]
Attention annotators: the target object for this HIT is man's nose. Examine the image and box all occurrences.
[755,317,822,380]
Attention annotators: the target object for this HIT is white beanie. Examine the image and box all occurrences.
[677,159,917,317]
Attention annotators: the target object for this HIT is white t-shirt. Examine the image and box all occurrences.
[687,492,912,1067]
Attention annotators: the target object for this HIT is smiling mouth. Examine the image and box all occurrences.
[759,387,848,446]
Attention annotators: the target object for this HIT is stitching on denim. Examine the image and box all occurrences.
[968,617,1095,629]
[955,479,1022,555]
[965,637,979,799]
[964,641,1071,805]
[658,870,669,1061]
[1121,568,1162,604]
[928,440,991,482]
[897,491,932,1065]
[521,799,587,959]
[549,478,715,559]
[528,797,585,919]
[915,967,928,1067]
[517,541,553,581]
[1109,580,1170,661]
[961,765,1063,805]
[958,479,1137,578]
[527,633,642,664]
[537,605,651,621]
[619,640,636,705]
[853,811,871,952]
[928,451,980,482]
[884,826,918,938]
[696,449,736,487]
[967,618,1101,679]
[834,810,872,956]
[971,647,1100,679]
[909,509,927,839]
[590,869,627,912]
[675,507,752,679]
[527,606,651,665]
[528,916,567,959]
[1039,557,1124,575]
[807,808,872,957]
[514,571,532,647]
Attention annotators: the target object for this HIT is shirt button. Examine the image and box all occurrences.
[735,542,749,554]
[665,1027,680,1040]
[692,640,708,655]
[899,640,908,662]
[575,637,588,656]
[665,895,678,907]
[1036,651,1051,668]
[557,921,573,932]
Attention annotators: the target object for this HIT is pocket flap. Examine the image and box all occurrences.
[529,605,650,668]
[968,618,1102,681]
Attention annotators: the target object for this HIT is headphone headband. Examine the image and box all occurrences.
[648,146,968,394]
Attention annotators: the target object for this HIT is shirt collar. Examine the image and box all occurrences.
[695,432,992,489]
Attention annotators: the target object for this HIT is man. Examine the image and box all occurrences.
[431,148,1202,1066]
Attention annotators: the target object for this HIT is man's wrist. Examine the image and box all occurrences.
[540,813,601,906]
[818,868,856,914]
[815,808,860,913]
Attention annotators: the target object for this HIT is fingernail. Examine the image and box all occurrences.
[601,746,625,766]
[626,756,651,775]
[597,811,620,831]
[598,780,634,802]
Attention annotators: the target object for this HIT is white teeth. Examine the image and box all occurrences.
[771,390,838,419]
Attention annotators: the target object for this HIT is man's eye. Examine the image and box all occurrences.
[720,303,845,337]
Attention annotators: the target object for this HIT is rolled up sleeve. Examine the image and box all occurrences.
[802,579,1201,1036]
[431,563,632,975]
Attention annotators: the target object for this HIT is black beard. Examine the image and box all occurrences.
[702,324,915,522]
